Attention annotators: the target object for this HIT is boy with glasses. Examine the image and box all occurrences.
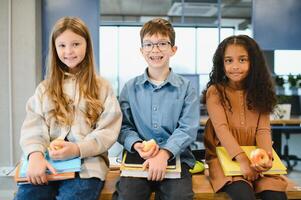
[113,18,199,200]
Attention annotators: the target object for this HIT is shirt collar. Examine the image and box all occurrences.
[136,68,181,88]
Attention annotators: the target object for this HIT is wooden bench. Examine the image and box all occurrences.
[99,170,301,200]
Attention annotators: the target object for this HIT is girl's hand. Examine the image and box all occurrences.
[251,151,273,172]
[133,142,159,160]
[235,153,259,182]
[142,149,170,181]
[49,140,80,160]
[27,152,56,185]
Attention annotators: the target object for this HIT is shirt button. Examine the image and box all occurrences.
[153,106,157,111]
[154,124,158,128]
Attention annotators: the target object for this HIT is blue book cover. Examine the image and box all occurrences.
[19,153,81,177]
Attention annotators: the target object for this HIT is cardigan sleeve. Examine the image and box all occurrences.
[206,85,244,160]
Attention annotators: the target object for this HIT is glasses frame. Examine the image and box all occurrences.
[141,41,172,52]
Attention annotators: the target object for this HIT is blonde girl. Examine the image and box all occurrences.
[14,17,122,200]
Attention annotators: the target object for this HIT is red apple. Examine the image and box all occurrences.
[142,139,156,152]
[250,148,269,165]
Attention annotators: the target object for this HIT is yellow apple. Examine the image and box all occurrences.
[142,139,156,152]
[49,139,64,150]
[250,148,269,165]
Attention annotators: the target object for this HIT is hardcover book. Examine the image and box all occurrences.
[120,151,181,179]
[15,153,81,183]
[216,146,287,176]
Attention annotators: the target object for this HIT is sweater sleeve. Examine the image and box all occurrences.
[20,83,50,158]
[206,85,244,159]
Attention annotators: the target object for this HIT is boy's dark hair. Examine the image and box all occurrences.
[202,35,276,113]
[140,18,175,46]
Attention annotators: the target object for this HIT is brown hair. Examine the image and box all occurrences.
[45,16,102,126]
[140,18,175,46]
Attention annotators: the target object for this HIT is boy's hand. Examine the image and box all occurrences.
[27,151,56,185]
[49,140,80,160]
[142,149,171,181]
[134,142,159,160]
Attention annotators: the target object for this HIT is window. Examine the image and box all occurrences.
[274,50,301,75]
[99,26,250,95]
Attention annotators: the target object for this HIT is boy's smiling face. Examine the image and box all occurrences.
[140,33,177,71]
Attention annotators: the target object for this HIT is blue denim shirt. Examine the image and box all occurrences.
[118,69,200,167]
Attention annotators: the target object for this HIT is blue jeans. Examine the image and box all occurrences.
[14,176,104,200]
[113,163,193,200]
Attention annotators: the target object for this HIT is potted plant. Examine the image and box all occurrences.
[274,75,285,95]
[287,74,298,94]
[296,74,301,87]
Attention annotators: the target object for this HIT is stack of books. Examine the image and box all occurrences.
[216,146,287,176]
[15,153,81,184]
[120,151,181,179]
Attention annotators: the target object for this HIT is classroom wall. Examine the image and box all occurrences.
[0,0,42,168]
[0,0,41,197]
[253,0,301,50]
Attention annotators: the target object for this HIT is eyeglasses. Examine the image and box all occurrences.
[142,41,171,52]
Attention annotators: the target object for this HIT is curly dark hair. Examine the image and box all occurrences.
[202,35,276,114]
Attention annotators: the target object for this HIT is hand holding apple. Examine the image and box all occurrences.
[49,139,64,151]
[142,139,157,152]
[250,148,269,165]
[250,148,273,172]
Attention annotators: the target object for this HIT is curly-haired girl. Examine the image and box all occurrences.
[203,35,287,200]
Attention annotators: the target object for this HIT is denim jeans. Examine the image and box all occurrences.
[14,176,104,200]
[113,163,193,200]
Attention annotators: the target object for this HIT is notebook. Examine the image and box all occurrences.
[15,153,81,183]
[123,151,176,169]
[120,151,181,179]
[216,146,287,176]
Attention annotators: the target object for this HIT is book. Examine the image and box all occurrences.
[216,146,287,176]
[120,151,181,179]
[123,151,176,169]
[15,153,81,183]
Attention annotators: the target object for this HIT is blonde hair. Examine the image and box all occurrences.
[45,16,102,127]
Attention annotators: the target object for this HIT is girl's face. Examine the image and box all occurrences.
[140,33,177,71]
[55,30,87,73]
[223,44,250,87]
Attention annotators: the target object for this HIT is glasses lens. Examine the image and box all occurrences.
[158,42,170,51]
[142,43,153,52]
